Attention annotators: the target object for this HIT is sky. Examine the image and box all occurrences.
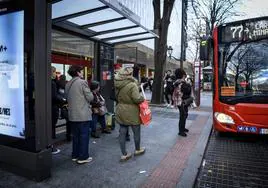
[238,0,268,20]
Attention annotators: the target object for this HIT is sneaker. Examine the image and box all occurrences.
[72,158,78,162]
[91,133,100,138]
[178,132,187,137]
[120,153,132,162]
[102,129,111,134]
[184,128,189,132]
[77,157,93,164]
[51,148,61,155]
[134,147,146,156]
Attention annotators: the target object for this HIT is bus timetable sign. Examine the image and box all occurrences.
[220,18,268,43]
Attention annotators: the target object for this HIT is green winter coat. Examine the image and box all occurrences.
[114,75,144,126]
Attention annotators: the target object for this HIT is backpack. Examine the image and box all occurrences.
[180,81,192,99]
[180,81,193,106]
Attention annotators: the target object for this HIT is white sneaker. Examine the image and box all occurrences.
[51,148,61,155]
[77,157,93,164]
[120,153,132,162]
[134,147,146,156]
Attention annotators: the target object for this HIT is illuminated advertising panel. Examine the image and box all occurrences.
[0,11,25,138]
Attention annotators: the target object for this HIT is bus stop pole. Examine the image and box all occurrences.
[194,61,201,107]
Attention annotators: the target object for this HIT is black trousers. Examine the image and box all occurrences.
[165,87,174,105]
[52,106,59,139]
[178,105,188,133]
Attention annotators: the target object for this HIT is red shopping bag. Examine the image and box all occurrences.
[139,83,152,125]
[139,100,152,125]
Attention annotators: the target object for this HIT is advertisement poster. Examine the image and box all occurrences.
[102,71,111,80]
[0,11,25,138]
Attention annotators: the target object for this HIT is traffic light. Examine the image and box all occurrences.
[200,36,211,61]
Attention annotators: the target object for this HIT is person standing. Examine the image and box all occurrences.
[114,67,145,162]
[173,68,193,137]
[65,65,94,164]
[51,66,63,154]
[90,81,111,138]
[164,70,175,108]
[57,74,71,141]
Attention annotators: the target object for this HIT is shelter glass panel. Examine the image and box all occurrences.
[96,27,147,39]
[108,33,153,43]
[89,19,136,32]
[68,8,122,26]
[52,0,105,19]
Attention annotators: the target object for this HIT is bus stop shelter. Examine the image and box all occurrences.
[0,0,157,181]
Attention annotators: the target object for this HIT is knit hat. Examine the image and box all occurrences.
[90,81,99,91]
[117,67,133,76]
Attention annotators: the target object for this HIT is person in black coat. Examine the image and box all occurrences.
[51,66,65,154]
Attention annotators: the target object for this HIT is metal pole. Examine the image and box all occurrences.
[180,0,186,69]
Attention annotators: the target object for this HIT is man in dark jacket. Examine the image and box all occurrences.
[51,66,63,154]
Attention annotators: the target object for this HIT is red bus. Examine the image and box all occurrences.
[201,17,268,134]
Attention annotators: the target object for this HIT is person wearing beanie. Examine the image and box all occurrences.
[114,67,146,162]
[90,81,111,138]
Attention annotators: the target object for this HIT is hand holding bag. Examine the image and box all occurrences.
[93,94,107,116]
[182,96,194,107]
[139,83,152,126]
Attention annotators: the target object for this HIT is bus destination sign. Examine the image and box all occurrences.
[220,19,268,43]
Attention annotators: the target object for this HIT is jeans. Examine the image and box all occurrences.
[119,124,141,155]
[70,121,91,160]
[92,114,106,133]
[178,105,188,133]
[66,121,71,141]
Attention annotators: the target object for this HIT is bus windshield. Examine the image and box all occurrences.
[218,39,268,104]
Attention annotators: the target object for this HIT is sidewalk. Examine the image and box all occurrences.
[0,92,212,188]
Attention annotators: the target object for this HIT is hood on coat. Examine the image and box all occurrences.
[114,73,138,90]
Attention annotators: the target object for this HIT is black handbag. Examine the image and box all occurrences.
[61,104,69,120]
[182,96,194,107]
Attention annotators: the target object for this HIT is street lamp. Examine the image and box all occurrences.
[167,45,181,62]
[167,46,173,58]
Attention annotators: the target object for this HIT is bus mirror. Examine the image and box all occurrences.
[200,36,211,61]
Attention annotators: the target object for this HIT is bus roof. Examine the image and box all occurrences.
[217,16,268,28]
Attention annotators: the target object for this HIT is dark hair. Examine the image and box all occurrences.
[59,74,66,80]
[90,80,99,91]
[174,68,186,79]
[67,65,83,77]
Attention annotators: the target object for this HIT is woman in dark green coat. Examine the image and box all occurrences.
[114,67,145,162]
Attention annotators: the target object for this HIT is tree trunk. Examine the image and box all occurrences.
[151,0,175,104]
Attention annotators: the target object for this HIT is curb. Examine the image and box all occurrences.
[149,103,167,108]
[176,115,213,188]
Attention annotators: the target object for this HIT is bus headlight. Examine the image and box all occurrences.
[214,112,235,124]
